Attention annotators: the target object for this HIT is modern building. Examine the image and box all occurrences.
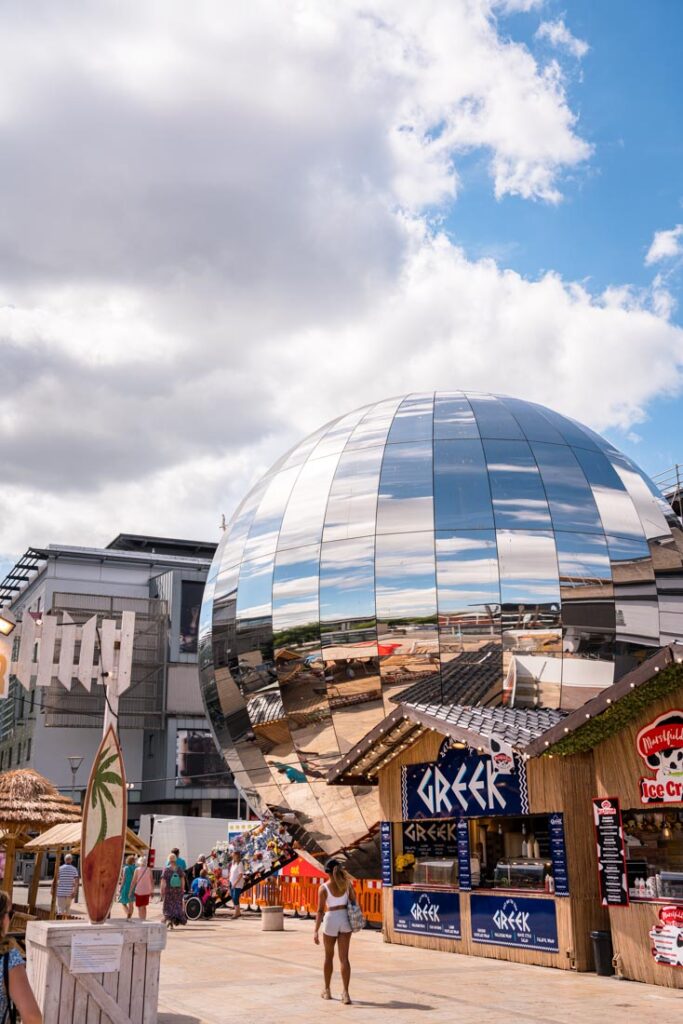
[0,533,239,825]
[199,391,683,868]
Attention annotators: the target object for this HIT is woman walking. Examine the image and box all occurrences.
[130,855,154,921]
[161,852,187,929]
[0,890,42,1023]
[229,851,245,919]
[313,859,357,1005]
[117,855,136,919]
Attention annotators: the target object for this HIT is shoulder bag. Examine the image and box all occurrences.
[347,889,366,933]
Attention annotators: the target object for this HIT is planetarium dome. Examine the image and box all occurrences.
[199,392,683,859]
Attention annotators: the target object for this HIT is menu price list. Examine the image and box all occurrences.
[592,796,629,907]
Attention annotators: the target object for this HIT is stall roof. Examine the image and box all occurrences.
[327,702,565,787]
[24,823,148,854]
[525,642,683,757]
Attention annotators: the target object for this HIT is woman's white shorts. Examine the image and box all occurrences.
[322,910,351,937]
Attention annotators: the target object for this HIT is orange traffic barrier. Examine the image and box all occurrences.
[241,876,384,924]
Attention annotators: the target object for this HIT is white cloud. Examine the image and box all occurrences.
[645,225,683,265]
[494,0,545,12]
[536,19,589,59]
[0,1,681,566]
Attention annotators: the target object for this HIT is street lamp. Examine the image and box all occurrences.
[67,756,84,802]
[0,612,16,637]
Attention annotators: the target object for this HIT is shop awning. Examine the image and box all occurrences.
[327,702,565,786]
[24,822,148,854]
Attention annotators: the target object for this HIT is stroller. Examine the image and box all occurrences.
[184,884,216,921]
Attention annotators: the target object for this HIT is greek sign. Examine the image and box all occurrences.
[592,796,629,906]
[393,888,461,938]
[548,813,569,896]
[636,710,683,805]
[401,820,458,858]
[470,894,558,952]
[380,821,393,887]
[401,747,527,820]
[650,905,683,968]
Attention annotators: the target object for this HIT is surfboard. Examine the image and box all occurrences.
[81,725,128,923]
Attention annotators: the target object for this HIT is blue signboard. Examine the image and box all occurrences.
[401,747,528,820]
[456,819,471,891]
[393,888,461,939]
[548,813,569,896]
[380,821,393,887]
[470,894,558,952]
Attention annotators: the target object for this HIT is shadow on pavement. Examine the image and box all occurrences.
[158,1015,203,1024]
[351,1000,434,1010]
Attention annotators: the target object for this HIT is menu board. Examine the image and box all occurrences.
[456,819,472,891]
[592,796,629,906]
[380,821,393,887]
[393,888,461,939]
[402,820,458,858]
[548,813,569,896]
[470,894,559,952]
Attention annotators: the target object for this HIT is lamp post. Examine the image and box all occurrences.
[67,755,84,803]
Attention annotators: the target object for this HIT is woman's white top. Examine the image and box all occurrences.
[323,882,349,910]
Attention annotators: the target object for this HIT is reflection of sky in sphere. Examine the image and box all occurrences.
[200,391,683,858]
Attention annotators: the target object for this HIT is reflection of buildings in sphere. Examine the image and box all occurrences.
[200,391,683,862]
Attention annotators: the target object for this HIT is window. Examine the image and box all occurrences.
[624,809,683,902]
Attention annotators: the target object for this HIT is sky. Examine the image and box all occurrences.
[1,0,682,578]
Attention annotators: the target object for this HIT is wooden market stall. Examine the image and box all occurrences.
[328,644,683,986]
[0,769,81,921]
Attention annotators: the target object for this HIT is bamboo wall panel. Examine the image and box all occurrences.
[378,730,442,822]
[608,901,683,988]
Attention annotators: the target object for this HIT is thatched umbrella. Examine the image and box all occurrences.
[0,769,81,902]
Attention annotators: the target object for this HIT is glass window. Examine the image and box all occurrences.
[376,441,434,534]
[345,397,403,451]
[608,454,673,543]
[607,535,659,642]
[434,393,479,439]
[497,530,561,608]
[606,534,655,582]
[484,440,552,530]
[236,555,274,623]
[387,393,434,444]
[469,395,524,439]
[242,466,303,562]
[272,544,321,648]
[434,439,494,531]
[623,810,683,904]
[531,441,603,533]
[573,448,645,539]
[322,445,384,543]
[277,452,341,550]
[319,537,376,634]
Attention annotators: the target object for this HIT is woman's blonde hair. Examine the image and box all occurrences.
[126,855,136,865]
[326,859,352,894]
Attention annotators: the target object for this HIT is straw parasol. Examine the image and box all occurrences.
[0,769,81,899]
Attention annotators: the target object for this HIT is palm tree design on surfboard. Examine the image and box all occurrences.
[81,726,127,923]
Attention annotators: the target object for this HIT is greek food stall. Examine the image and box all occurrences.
[330,702,607,972]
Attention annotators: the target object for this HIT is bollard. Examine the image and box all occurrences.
[261,906,284,931]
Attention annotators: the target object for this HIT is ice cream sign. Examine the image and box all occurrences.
[637,710,683,805]
[650,906,683,968]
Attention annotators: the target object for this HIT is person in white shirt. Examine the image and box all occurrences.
[229,851,245,919]
[56,853,80,917]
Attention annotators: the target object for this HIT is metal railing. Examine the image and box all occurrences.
[652,463,683,517]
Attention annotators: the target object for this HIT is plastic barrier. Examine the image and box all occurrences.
[355,880,382,925]
[242,876,383,924]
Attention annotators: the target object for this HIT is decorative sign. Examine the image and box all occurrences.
[592,797,629,906]
[470,894,559,952]
[548,813,569,896]
[70,931,124,974]
[401,747,528,820]
[380,821,393,887]
[636,710,683,805]
[402,820,458,858]
[456,819,471,891]
[393,888,461,939]
[650,905,683,968]
[82,727,128,924]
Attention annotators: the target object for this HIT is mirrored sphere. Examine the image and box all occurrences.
[199,392,683,858]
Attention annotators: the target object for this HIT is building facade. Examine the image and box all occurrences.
[0,533,238,824]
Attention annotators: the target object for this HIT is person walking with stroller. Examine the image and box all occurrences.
[314,859,357,1005]
[161,852,187,929]
[229,851,244,919]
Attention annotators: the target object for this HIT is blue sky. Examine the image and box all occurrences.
[450,0,683,476]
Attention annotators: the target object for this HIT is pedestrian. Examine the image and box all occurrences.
[190,854,206,882]
[161,853,187,929]
[167,847,187,871]
[0,890,42,1023]
[130,855,154,921]
[229,850,244,919]
[56,853,79,918]
[314,859,357,1005]
[117,855,136,919]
